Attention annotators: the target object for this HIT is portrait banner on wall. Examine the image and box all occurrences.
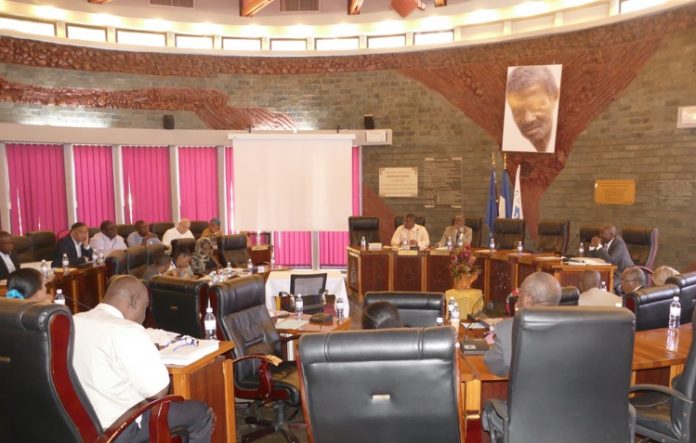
[502,64,563,154]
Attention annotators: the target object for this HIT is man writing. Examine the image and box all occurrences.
[390,213,430,251]
[72,276,214,442]
[52,222,93,267]
[0,231,20,279]
[127,220,161,247]
[437,215,472,248]
[587,225,634,291]
[483,272,562,376]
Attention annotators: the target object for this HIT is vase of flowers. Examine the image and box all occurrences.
[449,244,479,289]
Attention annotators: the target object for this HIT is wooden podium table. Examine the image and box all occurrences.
[167,341,235,443]
[52,265,107,314]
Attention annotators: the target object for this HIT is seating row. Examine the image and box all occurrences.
[624,271,696,331]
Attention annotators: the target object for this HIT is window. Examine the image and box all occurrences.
[414,30,454,46]
[315,37,360,51]
[0,16,55,36]
[222,37,262,51]
[175,34,213,49]
[270,39,307,51]
[367,34,406,49]
[117,30,166,47]
[67,25,107,42]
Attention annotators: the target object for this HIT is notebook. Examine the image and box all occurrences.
[460,338,489,355]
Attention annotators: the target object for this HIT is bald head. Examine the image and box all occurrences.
[177,219,191,234]
[518,272,562,309]
[578,270,601,293]
[599,225,617,243]
[620,266,646,294]
[104,275,149,324]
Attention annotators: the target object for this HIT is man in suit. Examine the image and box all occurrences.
[52,222,93,267]
[587,225,634,291]
[0,231,20,279]
[437,215,472,248]
[619,266,646,295]
[483,272,562,377]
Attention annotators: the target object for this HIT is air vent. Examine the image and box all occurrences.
[280,0,319,12]
[150,0,194,7]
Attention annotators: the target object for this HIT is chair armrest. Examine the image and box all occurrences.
[231,353,283,399]
[98,395,184,443]
[279,334,301,344]
[233,353,282,367]
[630,384,693,404]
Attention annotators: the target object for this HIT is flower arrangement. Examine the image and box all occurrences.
[449,244,478,281]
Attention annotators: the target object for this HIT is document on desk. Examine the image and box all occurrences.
[275,319,309,330]
[159,339,219,366]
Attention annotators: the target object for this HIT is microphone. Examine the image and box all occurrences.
[466,291,486,322]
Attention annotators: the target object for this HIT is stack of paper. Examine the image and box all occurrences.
[159,339,219,366]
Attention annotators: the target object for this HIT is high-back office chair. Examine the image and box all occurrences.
[150,222,175,240]
[105,249,127,280]
[394,216,426,229]
[666,272,696,325]
[536,220,570,255]
[493,219,526,249]
[484,307,635,443]
[578,226,600,245]
[464,216,483,248]
[189,220,208,239]
[12,235,32,263]
[170,238,196,261]
[209,275,300,443]
[623,227,659,269]
[0,299,182,443]
[26,230,56,261]
[217,234,250,267]
[88,227,100,239]
[126,245,148,278]
[297,327,462,443]
[630,309,696,443]
[116,223,136,240]
[363,291,445,327]
[146,243,167,264]
[559,286,580,306]
[148,276,208,338]
[281,273,328,315]
[624,284,681,331]
[348,216,380,246]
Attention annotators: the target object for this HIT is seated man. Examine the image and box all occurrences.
[578,269,621,307]
[620,266,646,295]
[142,252,172,282]
[587,225,634,291]
[162,219,195,248]
[652,265,679,286]
[362,301,402,329]
[200,218,222,240]
[437,215,472,248]
[127,220,161,247]
[483,272,562,377]
[72,275,214,442]
[90,220,127,256]
[52,222,93,267]
[0,231,20,279]
[390,213,430,251]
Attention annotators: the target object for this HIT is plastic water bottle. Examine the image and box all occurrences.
[295,294,304,319]
[247,258,253,272]
[61,253,70,275]
[446,236,453,250]
[516,241,523,254]
[600,281,608,291]
[270,250,276,266]
[40,260,49,278]
[578,242,585,257]
[447,297,456,316]
[225,262,232,277]
[360,236,367,251]
[436,316,444,326]
[204,300,217,340]
[450,303,460,328]
[96,249,105,266]
[54,289,65,305]
[489,237,496,251]
[335,296,345,320]
[669,296,681,330]
[401,237,408,249]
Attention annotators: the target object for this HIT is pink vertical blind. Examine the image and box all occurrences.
[225,147,234,233]
[274,231,312,267]
[74,145,115,227]
[318,146,361,267]
[7,143,67,234]
[122,146,171,223]
[178,146,218,221]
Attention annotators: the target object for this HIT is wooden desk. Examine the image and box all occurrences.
[167,341,235,443]
[274,315,352,334]
[52,265,107,314]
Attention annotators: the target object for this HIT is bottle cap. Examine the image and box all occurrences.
[674,296,680,301]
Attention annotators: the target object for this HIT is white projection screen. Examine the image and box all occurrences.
[231,134,354,231]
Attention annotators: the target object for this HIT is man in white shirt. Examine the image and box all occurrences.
[390,213,430,251]
[127,220,161,247]
[72,276,214,442]
[578,270,621,307]
[90,220,127,257]
[162,219,195,248]
[0,231,20,279]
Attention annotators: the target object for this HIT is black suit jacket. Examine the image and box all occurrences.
[588,236,634,279]
[0,252,20,279]
[52,236,93,268]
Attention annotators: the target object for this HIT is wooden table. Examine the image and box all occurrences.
[52,265,107,314]
[274,315,352,334]
[167,341,235,443]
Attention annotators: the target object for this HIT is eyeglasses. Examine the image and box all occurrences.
[170,335,199,351]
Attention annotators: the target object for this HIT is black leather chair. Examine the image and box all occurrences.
[560,286,580,306]
[105,249,127,280]
[217,234,250,267]
[493,219,525,249]
[348,216,380,246]
[0,299,182,442]
[170,238,196,260]
[189,220,208,239]
[624,284,681,331]
[208,275,300,443]
[536,220,570,255]
[363,291,444,327]
[26,230,56,261]
[630,308,696,443]
[126,245,149,278]
[280,273,328,315]
[116,223,137,240]
[146,243,167,264]
[623,227,659,269]
[148,276,208,338]
[579,226,600,245]
[12,235,32,263]
[88,227,100,239]
[394,216,426,229]
[150,222,175,240]
[297,327,462,443]
[484,307,635,443]
[666,272,696,325]
[464,216,483,248]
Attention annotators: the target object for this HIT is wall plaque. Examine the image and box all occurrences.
[594,179,636,205]
[379,167,418,197]
[423,157,463,208]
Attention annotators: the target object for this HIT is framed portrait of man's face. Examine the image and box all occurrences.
[502,64,562,154]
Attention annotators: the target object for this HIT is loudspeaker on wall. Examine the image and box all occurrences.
[163,114,175,130]
[363,114,375,130]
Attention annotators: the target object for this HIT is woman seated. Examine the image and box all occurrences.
[5,268,52,303]
[362,301,402,329]
[191,237,220,274]
[165,249,195,279]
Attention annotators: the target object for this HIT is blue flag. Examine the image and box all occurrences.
[485,168,498,237]
[498,168,512,218]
